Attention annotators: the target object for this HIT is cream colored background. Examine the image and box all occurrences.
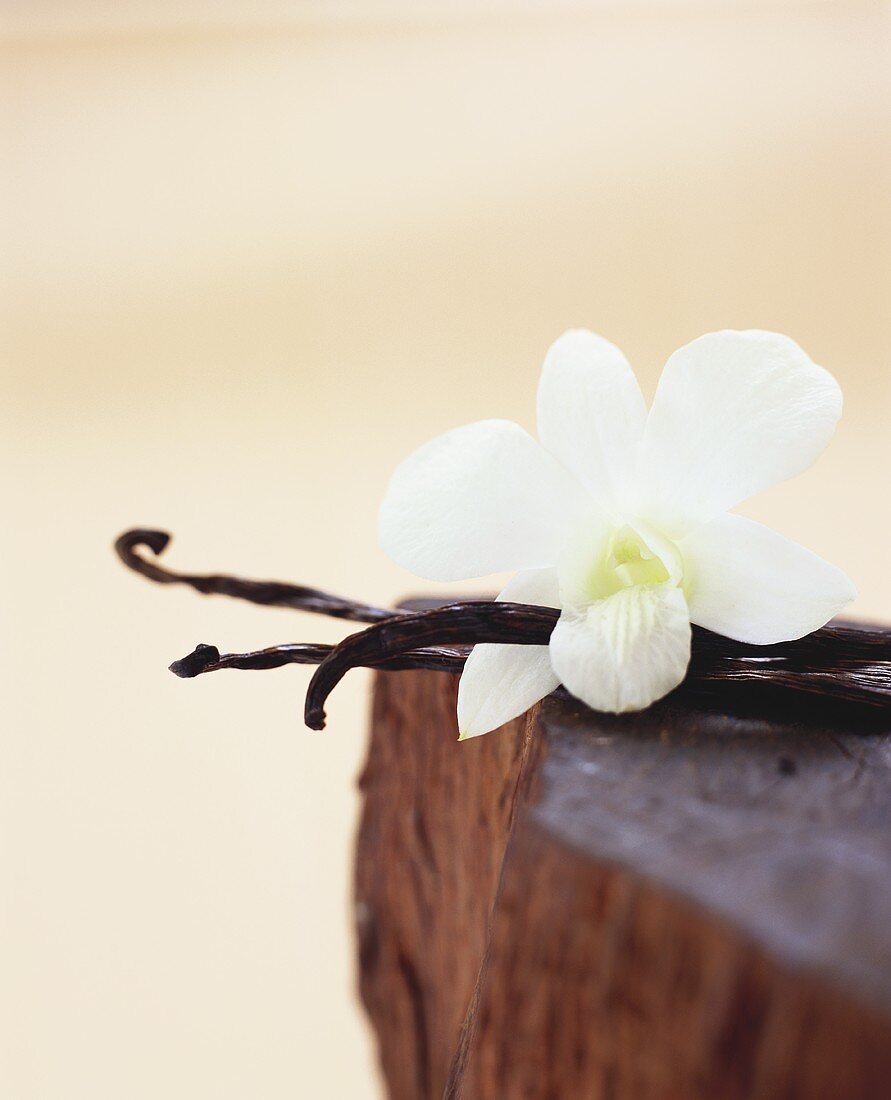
[2,4,890,1098]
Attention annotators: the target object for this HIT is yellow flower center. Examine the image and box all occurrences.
[566,522,679,606]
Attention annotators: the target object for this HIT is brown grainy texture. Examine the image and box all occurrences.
[358,670,891,1100]
[451,822,891,1100]
[355,669,538,1100]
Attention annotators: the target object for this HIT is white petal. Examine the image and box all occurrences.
[641,330,842,531]
[497,565,561,608]
[536,329,647,509]
[457,568,560,739]
[458,646,558,740]
[681,513,856,643]
[378,419,589,581]
[549,584,691,713]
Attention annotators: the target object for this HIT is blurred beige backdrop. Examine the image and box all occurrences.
[2,4,890,1097]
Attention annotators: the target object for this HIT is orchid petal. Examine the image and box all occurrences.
[496,564,561,608]
[549,583,691,713]
[536,329,647,509]
[681,513,856,643]
[457,568,560,739]
[378,419,588,581]
[641,330,842,531]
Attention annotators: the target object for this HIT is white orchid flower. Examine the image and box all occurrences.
[378,330,856,738]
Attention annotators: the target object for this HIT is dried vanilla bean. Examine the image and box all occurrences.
[304,602,560,729]
[115,527,891,730]
[304,608,891,729]
[689,622,891,709]
[169,641,469,678]
[115,528,396,623]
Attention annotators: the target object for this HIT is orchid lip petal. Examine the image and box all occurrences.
[549,583,692,714]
